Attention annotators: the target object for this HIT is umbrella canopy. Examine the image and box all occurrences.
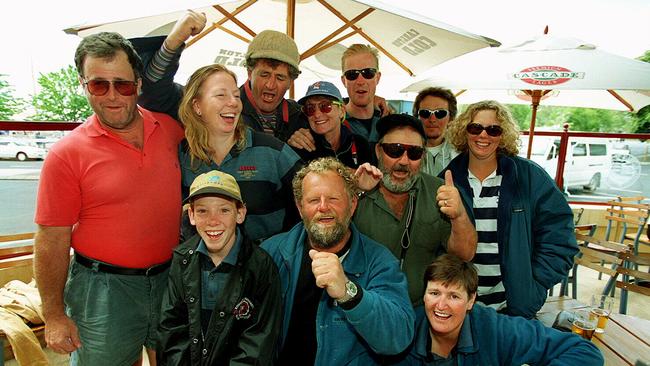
[401,33,650,157]
[64,0,499,99]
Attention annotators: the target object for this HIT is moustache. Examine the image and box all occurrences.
[392,165,410,173]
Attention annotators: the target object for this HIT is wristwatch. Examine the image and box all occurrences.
[337,280,358,304]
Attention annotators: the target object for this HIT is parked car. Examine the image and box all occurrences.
[522,137,618,192]
[0,140,47,161]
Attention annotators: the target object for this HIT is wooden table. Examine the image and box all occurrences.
[538,296,650,365]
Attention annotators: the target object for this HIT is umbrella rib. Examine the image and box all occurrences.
[302,29,361,60]
[187,0,257,48]
[607,90,635,112]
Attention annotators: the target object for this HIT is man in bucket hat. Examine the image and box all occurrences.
[132,10,309,142]
[158,170,282,365]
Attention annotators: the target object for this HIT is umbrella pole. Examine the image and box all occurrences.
[288,0,296,99]
[526,92,542,159]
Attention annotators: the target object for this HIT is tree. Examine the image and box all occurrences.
[30,65,92,122]
[0,75,24,120]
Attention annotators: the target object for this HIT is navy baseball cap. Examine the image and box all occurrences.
[298,81,343,104]
[376,113,426,141]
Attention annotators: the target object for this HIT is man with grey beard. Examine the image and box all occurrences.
[353,114,477,305]
[261,157,414,365]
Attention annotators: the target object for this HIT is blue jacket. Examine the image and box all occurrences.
[393,305,603,365]
[442,153,577,318]
[261,222,415,365]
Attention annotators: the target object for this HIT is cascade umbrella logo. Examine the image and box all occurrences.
[512,66,585,86]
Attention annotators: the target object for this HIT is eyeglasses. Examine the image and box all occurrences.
[343,68,378,81]
[418,108,449,120]
[380,143,425,160]
[302,100,342,117]
[83,79,138,96]
[466,123,503,137]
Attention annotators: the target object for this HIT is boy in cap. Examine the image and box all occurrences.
[157,170,282,365]
[294,80,374,168]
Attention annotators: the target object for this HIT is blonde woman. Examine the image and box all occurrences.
[441,100,577,319]
[177,64,302,242]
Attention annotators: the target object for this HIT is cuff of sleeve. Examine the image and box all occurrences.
[339,284,363,310]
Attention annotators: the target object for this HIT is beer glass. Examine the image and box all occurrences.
[590,294,614,333]
[571,309,597,340]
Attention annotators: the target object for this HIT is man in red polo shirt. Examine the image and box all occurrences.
[34,32,184,366]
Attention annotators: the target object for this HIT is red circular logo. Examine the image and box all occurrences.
[517,66,573,86]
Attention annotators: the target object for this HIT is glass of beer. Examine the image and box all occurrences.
[590,294,614,333]
[571,309,597,340]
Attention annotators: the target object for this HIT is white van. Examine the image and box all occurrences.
[522,137,613,192]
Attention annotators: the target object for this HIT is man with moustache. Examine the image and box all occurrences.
[261,157,414,365]
[413,87,460,176]
[353,114,477,305]
[34,32,184,365]
[134,11,308,142]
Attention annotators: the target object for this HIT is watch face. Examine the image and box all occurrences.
[346,280,358,297]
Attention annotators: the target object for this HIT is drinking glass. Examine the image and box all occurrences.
[571,309,597,340]
[590,294,614,333]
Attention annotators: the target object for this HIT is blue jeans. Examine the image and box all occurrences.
[64,259,168,366]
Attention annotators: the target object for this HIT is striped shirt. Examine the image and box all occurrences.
[468,169,506,311]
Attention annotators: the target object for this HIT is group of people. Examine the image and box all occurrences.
[32,10,602,366]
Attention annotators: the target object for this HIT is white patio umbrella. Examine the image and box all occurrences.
[64,0,500,99]
[401,31,650,157]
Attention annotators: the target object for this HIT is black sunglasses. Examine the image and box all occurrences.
[83,79,138,96]
[380,143,425,160]
[302,100,342,117]
[343,68,378,81]
[418,108,449,120]
[466,123,503,137]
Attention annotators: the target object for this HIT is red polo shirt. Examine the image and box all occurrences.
[35,107,184,267]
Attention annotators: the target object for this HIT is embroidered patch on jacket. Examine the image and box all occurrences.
[238,165,258,179]
[233,297,254,320]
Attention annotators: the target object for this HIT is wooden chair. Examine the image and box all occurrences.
[561,224,630,300]
[616,252,650,314]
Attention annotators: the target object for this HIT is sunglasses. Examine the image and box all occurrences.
[418,108,449,120]
[83,79,138,96]
[302,100,342,117]
[343,68,378,81]
[380,143,425,160]
[466,123,503,137]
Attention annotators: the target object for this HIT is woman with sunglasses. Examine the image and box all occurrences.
[294,81,374,168]
[177,64,303,243]
[441,100,577,319]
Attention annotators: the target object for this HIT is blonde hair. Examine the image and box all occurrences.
[341,44,379,70]
[446,100,520,156]
[178,64,247,169]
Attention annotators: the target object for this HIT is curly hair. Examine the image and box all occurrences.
[423,253,478,297]
[178,64,247,169]
[292,157,359,204]
[412,87,458,121]
[446,100,520,156]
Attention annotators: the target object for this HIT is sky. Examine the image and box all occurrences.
[1,0,649,99]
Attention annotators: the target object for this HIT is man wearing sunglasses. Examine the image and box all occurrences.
[34,32,185,365]
[353,114,477,305]
[340,44,384,146]
[413,87,460,176]
[132,11,308,143]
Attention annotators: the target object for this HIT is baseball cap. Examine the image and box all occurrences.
[184,170,243,205]
[376,113,427,141]
[245,30,300,73]
[297,81,343,105]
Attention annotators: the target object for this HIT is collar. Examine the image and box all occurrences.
[196,227,243,267]
[414,306,477,359]
[243,79,289,124]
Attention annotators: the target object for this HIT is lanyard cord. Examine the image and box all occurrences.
[399,191,416,270]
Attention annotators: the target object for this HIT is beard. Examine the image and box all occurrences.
[378,154,419,193]
[304,209,352,249]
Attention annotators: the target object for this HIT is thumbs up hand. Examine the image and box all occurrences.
[436,170,463,219]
